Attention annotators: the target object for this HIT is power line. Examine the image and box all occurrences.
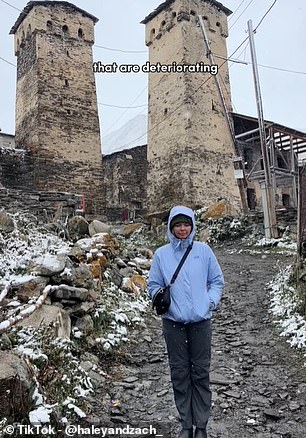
[214,52,306,75]
[98,102,147,109]
[1,0,283,147]
[94,45,146,54]
[117,2,281,150]
[229,0,256,30]
[229,0,249,21]
[254,0,277,32]
[102,87,149,136]
[0,0,21,12]
[0,0,147,55]
[255,63,306,76]
[0,56,16,67]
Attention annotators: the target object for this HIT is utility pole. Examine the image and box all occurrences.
[198,15,248,214]
[248,20,278,238]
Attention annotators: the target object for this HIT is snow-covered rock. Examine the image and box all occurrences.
[16,304,71,339]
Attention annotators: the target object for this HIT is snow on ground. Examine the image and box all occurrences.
[255,237,297,251]
[1,211,305,423]
[0,213,69,285]
[0,212,151,423]
[268,265,306,363]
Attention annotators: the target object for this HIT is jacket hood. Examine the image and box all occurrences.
[167,205,195,248]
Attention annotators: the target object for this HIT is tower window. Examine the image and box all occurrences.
[78,28,84,39]
[150,28,155,40]
[47,20,53,31]
[64,79,69,87]
[172,12,177,18]
[164,108,168,115]
[161,20,166,28]
[62,25,69,34]
[20,31,25,48]
[27,24,31,38]
[282,193,290,208]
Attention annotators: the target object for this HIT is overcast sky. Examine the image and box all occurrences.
[1,0,306,142]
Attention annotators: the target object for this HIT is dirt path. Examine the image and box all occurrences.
[93,243,306,438]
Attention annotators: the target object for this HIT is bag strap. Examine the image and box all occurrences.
[169,243,193,285]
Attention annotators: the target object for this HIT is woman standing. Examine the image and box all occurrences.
[148,205,224,438]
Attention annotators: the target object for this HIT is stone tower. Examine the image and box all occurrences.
[10,1,103,215]
[142,0,242,216]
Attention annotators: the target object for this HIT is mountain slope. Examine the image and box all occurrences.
[102,114,147,155]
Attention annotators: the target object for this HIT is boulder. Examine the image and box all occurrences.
[115,258,127,268]
[16,304,71,338]
[0,334,12,351]
[121,275,146,295]
[52,261,94,290]
[12,276,49,303]
[68,245,86,262]
[97,254,108,268]
[108,267,123,288]
[137,247,154,259]
[90,260,102,279]
[69,301,96,317]
[201,200,233,220]
[0,352,34,420]
[92,233,120,254]
[132,257,151,270]
[199,228,210,243]
[73,315,94,335]
[89,220,112,236]
[33,254,66,276]
[52,285,89,302]
[0,210,15,233]
[118,223,143,237]
[67,216,89,241]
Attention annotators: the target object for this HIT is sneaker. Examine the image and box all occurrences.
[194,428,207,438]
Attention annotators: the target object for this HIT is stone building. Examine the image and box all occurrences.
[3,0,305,223]
[9,1,103,215]
[0,133,15,149]
[141,0,242,216]
[103,146,147,221]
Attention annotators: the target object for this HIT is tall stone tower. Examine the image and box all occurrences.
[142,0,242,216]
[10,1,103,215]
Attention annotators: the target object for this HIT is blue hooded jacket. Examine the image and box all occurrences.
[148,205,224,323]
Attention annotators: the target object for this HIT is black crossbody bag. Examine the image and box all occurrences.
[152,243,193,315]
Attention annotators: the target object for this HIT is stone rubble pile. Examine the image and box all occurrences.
[0,210,153,422]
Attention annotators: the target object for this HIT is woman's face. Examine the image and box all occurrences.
[172,222,192,240]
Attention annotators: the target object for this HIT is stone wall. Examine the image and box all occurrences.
[0,144,147,222]
[0,146,81,219]
[0,188,80,220]
[0,145,104,218]
[103,146,147,221]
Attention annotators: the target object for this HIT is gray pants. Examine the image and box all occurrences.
[162,318,212,429]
